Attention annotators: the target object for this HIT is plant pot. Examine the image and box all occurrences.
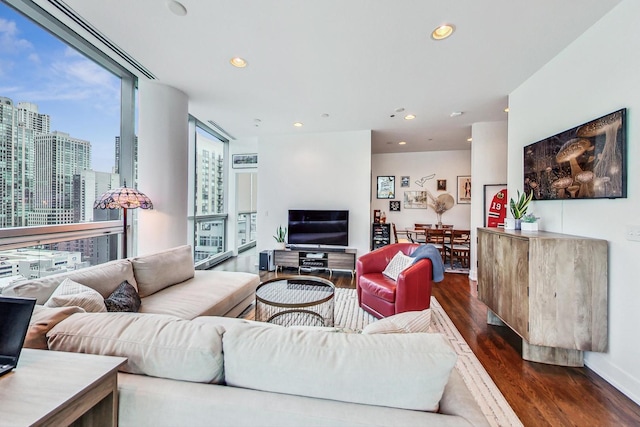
[521,222,538,232]
[275,242,286,250]
[504,218,522,230]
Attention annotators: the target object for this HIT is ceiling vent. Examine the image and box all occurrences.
[47,0,156,79]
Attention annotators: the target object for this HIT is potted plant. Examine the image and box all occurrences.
[520,213,539,232]
[506,190,533,230]
[273,225,287,249]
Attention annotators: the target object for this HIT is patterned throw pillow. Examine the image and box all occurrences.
[382,251,414,281]
[44,278,107,313]
[104,280,141,312]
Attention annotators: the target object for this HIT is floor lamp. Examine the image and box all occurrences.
[94,182,153,258]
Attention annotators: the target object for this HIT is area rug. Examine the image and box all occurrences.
[243,288,523,427]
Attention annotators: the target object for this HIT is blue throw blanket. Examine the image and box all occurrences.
[410,244,445,283]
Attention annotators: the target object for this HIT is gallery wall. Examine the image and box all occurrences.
[508,0,639,403]
[371,150,471,235]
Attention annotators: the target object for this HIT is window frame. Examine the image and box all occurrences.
[1,0,137,257]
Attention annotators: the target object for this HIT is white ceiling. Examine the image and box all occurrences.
[61,0,621,153]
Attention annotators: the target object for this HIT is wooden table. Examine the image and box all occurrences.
[0,349,126,427]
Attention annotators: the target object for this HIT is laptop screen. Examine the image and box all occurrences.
[0,296,36,366]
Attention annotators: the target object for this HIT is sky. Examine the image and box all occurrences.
[0,3,120,173]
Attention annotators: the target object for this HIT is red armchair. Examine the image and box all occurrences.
[356,243,433,319]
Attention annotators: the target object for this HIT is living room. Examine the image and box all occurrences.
[2,0,640,425]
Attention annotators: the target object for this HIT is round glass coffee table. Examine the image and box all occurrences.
[255,276,335,327]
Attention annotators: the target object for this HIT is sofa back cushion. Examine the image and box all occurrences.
[47,312,225,384]
[2,259,137,304]
[132,245,194,297]
[222,324,457,412]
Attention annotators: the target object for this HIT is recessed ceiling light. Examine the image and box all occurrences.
[321,113,330,118]
[229,57,247,68]
[399,141,407,145]
[467,137,472,142]
[450,111,463,117]
[293,122,303,127]
[431,24,455,41]
[395,107,405,113]
[504,107,510,113]
[404,114,416,120]
[166,0,187,16]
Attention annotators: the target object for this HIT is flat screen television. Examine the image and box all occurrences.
[288,210,349,247]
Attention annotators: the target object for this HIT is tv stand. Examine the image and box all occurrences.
[274,248,356,277]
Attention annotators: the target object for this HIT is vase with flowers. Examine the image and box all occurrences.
[427,191,454,227]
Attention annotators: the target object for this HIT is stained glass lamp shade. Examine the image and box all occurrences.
[93,184,153,258]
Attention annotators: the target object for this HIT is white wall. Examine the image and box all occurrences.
[469,122,508,280]
[509,0,640,403]
[371,151,471,235]
[137,81,189,255]
[257,130,371,256]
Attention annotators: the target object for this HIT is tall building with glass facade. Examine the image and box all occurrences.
[30,131,91,225]
[0,97,50,227]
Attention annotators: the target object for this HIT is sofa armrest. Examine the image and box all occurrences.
[395,258,433,312]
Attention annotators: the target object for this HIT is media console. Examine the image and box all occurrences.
[274,248,356,277]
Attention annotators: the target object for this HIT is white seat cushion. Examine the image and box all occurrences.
[222,323,457,412]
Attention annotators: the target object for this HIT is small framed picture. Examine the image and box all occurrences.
[232,153,258,168]
[401,176,410,187]
[437,179,447,191]
[377,176,395,199]
[457,176,471,204]
[389,200,401,212]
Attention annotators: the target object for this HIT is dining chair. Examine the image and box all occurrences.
[425,228,447,260]
[444,229,470,268]
[391,223,411,243]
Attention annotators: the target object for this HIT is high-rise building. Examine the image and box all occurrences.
[30,131,91,225]
[114,135,138,183]
[0,97,49,227]
[73,170,120,222]
[194,133,225,261]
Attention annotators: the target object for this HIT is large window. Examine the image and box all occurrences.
[189,120,229,264]
[0,1,136,281]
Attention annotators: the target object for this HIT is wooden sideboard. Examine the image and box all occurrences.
[477,227,608,367]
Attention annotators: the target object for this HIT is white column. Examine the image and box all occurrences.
[469,121,508,281]
[137,80,189,255]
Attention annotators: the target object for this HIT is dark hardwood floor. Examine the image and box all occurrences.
[214,248,640,426]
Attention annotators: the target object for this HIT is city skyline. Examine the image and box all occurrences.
[0,3,120,173]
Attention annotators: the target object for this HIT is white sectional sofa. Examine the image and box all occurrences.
[3,244,259,319]
[3,245,489,426]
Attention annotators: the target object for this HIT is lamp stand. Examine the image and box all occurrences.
[123,207,128,259]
